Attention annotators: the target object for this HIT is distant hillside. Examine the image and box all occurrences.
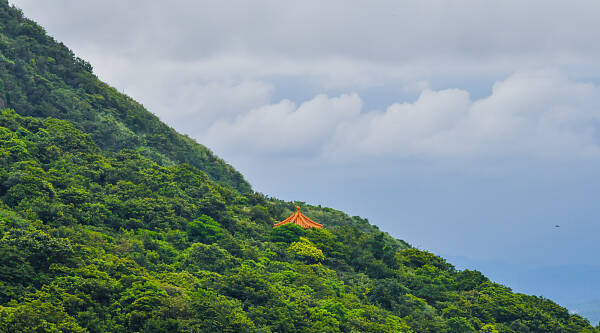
[0,0,250,193]
[0,1,597,332]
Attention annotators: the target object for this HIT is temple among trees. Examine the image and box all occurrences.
[274,206,323,229]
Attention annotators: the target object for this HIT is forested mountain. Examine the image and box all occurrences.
[0,1,597,332]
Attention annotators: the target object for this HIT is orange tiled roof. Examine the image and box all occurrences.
[273,206,323,229]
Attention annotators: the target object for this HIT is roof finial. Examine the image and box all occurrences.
[296,205,301,211]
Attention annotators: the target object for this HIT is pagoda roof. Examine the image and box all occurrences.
[273,206,323,229]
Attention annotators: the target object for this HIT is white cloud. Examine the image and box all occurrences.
[204,71,600,160]
[204,93,362,155]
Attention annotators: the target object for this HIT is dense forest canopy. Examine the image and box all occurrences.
[0,1,597,332]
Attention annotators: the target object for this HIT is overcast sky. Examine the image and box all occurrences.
[11,0,600,322]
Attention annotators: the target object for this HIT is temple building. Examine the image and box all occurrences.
[273,206,323,229]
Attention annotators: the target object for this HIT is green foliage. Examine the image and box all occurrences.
[445,317,476,332]
[183,243,238,273]
[1,229,74,271]
[187,214,225,244]
[270,223,306,243]
[0,298,86,333]
[288,237,325,263]
[399,248,454,271]
[0,2,596,331]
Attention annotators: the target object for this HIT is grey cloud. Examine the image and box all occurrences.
[12,0,600,136]
[13,0,600,65]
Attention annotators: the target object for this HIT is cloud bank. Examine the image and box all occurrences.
[13,1,600,164]
[203,71,600,160]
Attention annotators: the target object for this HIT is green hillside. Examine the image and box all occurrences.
[0,1,249,193]
[0,1,597,332]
